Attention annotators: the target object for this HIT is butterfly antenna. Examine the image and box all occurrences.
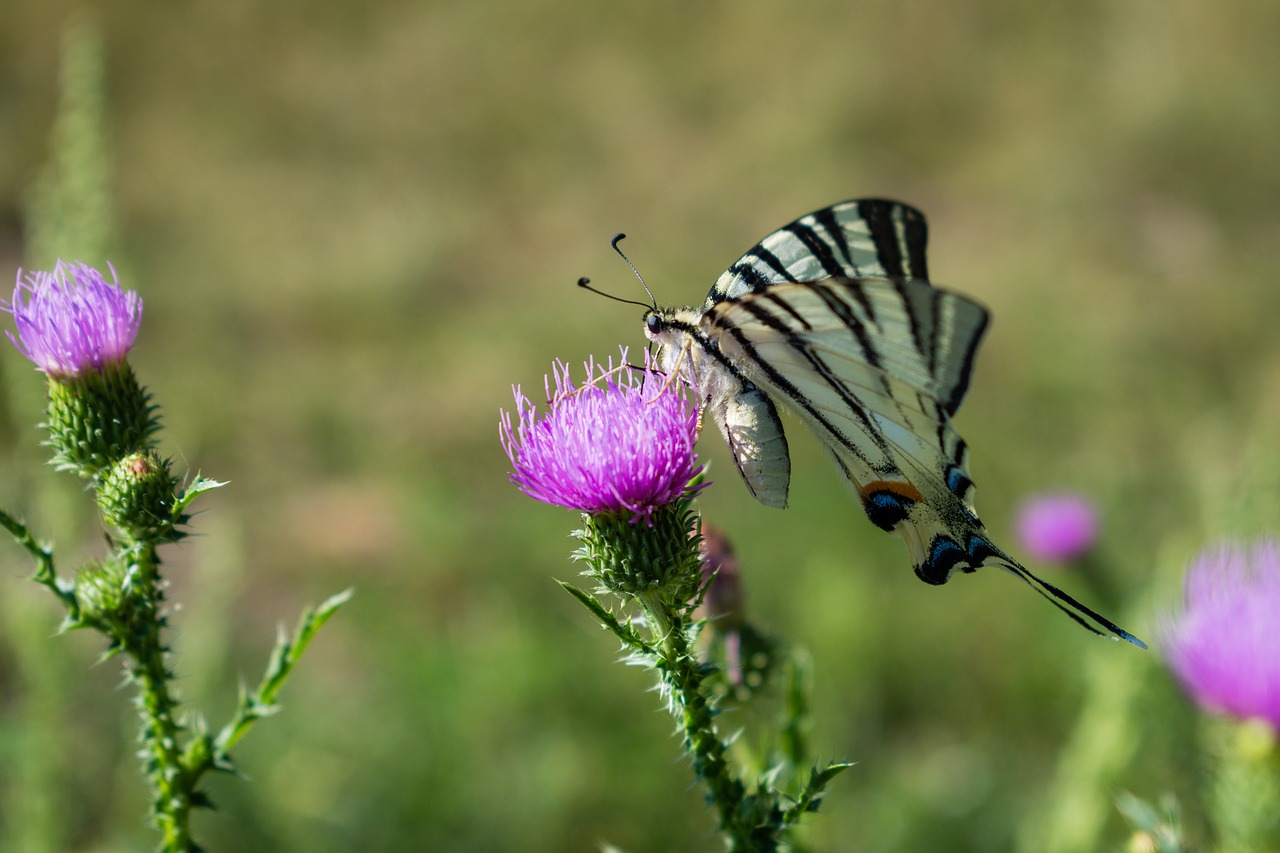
[611,233,657,308]
[576,277,652,311]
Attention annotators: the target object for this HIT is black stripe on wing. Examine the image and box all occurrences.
[860,277,989,417]
[803,285,883,370]
[888,199,930,281]
[745,245,798,289]
[946,342,983,416]
[859,200,909,280]
[893,278,932,377]
[726,261,782,294]
[812,206,860,274]
[782,222,849,280]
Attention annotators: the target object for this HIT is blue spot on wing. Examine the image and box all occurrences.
[863,489,915,532]
[918,532,998,585]
[966,535,1001,563]
[945,465,972,499]
[919,536,965,585]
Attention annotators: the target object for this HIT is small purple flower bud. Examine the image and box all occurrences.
[500,349,705,524]
[699,526,746,627]
[1162,540,1280,732]
[1014,492,1100,562]
[2,261,142,377]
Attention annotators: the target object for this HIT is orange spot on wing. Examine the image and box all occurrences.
[858,479,924,504]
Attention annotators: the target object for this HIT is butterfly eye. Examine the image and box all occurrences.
[645,313,663,335]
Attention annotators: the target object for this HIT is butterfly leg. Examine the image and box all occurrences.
[650,338,696,398]
[694,393,711,439]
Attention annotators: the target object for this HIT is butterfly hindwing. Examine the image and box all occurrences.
[701,276,1144,646]
[716,277,989,414]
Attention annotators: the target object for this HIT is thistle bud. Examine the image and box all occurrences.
[698,526,746,629]
[74,555,136,630]
[97,450,178,540]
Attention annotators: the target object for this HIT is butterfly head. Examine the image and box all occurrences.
[642,308,669,340]
[643,305,713,386]
[642,305,700,349]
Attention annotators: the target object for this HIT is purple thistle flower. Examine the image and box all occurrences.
[1162,540,1280,731]
[2,261,143,377]
[1014,492,1100,562]
[500,349,704,523]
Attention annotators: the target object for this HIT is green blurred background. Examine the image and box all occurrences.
[2,1,1278,850]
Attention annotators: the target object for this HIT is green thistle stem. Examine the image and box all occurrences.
[3,499,349,852]
[568,499,845,847]
[122,543,196,852]
[0,509,80,622]
[639,592,764,852]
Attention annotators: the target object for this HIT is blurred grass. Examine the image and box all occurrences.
[1,0,1278,850]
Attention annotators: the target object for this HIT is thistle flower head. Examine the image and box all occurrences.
[1014,492,1100,562]
[2,261,142,377]
[500,349,704,523]
[1162,540,1280,731]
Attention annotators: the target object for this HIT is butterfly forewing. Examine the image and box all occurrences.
[708,199,930,305]
[658,199,934,508]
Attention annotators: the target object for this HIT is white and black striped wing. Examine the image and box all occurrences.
[703,277,1145,647]
[707,198,930,306]
[683,198,929,508]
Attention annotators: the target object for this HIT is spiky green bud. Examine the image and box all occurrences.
[97,450,177,540]
[44,361,156,477]
[74,555,137,632]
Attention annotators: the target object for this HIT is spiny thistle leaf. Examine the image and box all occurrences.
[171,474,227,519]
[559,580,653,652]
[782,761,855,823]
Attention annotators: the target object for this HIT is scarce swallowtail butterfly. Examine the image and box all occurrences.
[641,198,1145,648]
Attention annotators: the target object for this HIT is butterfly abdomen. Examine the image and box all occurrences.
[713,383,791,508]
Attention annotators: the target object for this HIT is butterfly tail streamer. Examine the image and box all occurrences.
[994,555,1148,649]
[888,497,1146,648]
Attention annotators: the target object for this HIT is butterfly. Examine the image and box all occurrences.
[641,198,1145,647]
